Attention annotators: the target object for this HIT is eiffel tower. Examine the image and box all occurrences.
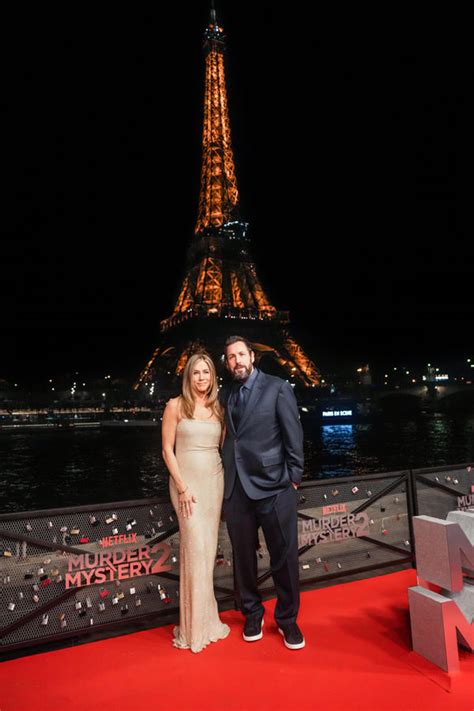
[134,5,320,391]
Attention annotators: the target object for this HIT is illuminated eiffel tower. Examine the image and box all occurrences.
[134,5,320,391]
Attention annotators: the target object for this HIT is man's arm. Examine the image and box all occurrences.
[276,381,304,486]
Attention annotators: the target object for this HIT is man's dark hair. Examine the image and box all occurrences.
[224,335,254,354]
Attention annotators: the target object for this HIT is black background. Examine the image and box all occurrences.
[2,4,471,382]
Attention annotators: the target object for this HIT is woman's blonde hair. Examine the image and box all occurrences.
[179,352,223,422]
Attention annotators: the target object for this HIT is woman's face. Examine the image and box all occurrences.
[191,359,212,397]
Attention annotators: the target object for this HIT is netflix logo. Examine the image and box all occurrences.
[99,533,137,547]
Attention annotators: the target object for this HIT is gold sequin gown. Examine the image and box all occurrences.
[169,418,230,653]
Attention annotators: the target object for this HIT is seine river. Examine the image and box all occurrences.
[1,411,473,514]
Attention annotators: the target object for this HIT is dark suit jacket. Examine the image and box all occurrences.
[219,369,304,500]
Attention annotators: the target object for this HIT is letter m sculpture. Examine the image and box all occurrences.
[408,511,474,672]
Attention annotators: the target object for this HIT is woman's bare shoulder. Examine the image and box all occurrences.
[164,396,181,414]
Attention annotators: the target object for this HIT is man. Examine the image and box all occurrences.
[220,335,305,650]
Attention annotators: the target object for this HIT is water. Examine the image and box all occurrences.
[1,413,473,513]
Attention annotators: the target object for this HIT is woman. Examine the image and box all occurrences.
[161,352,230,653]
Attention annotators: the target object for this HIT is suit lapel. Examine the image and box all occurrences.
[237,370,265,433]
[225,385,237,436]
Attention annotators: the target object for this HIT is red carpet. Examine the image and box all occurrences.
[1,570,472,711]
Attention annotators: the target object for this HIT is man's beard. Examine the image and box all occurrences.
[231,364,252,382]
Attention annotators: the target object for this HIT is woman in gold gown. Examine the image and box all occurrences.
[161,352,230,653]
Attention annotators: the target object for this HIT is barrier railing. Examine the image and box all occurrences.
[0,462,472,654]
[411,462,473,519]
[256,470,414,597]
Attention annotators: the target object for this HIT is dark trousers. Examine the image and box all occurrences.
[224,475,300,626]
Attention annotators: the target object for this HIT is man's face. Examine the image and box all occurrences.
[225,341,255,382]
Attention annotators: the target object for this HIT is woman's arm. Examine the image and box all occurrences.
[161,398,196,517]
[161,398,185,491]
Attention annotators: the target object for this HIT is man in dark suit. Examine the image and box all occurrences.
[220,335,305,649]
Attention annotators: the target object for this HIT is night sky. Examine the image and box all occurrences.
[3,5,471,383]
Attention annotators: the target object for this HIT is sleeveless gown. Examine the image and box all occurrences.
[169,418,231,653]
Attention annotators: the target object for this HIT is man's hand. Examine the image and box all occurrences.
[292,482,298,490]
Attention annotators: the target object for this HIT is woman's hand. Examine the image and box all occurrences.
[178,487,197,518]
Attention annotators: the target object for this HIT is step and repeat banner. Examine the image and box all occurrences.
[0,463,472,653]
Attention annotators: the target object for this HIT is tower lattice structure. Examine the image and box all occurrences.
[135,7,320,391]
